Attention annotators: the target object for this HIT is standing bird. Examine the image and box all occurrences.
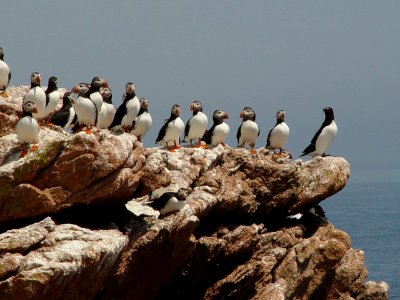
[300,107,337,157]
[237,107,260,154]
[183,100,208,148]
[16,101,40,157]
[71,82,98,134]
[23,72,46,123]
[131,97,152,142]
[88,76,108,115]
[155,104,184,152]
[266,110,290,155]
[49,92,77,131]
[44,76,60,121]
[148,187,189,217]
[0,47,11,97]
[203,110,230,147]
[97,87,116,129]
[109,82,140,132]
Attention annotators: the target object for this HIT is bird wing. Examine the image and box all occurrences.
[236,123,242,145]
[108,102,127,129]
[184,117,192,140]
[155,120,169,143]
[266,125,275,147]
[50,109,70,127]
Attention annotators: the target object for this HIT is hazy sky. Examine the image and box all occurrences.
[1,1,399,182]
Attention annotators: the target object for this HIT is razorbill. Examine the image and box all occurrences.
[97,87,116,129]
[0,47,11,97]
[155,104,184,151]
[266,110,290,154]
[148,187,189,217]
[202,110,230,147]
[49,92,77,131]
[183,100,208,148]
[237,106,260,154]
[71,82,98,134]
[16,101,40,157]
[23,72,46,123]
[109,82,140,132]
[300,107,337,157]
[44,76,60,120]
[130,97,152,142]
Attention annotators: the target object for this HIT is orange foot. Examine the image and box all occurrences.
[30,145,39,152]
[85,128,92,134]
[20,150,28,158]
[167,147,176,152]
[250,149,257,154]
[174,145,182,149]
[0,91,9,98]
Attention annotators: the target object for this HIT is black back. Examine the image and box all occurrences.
[45,76,58,106]
[156,112,179,143]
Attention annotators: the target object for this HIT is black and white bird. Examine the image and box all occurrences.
[300,107,337,157]
[97,87,116,129]
[23,72,46,123]
[266,110,290,155]
[88,76,108,115]
[71,82,98,134]
[148,187,189,217]
[130,97,152,142]
[237,107,260,154]
[0,47,11,97]
[183,100,208,148]
[49,92,77,131]
[109,82,140,132]
[155,104,184,151]
[203,110,230,147]
[44,76,60,120]
[16,101,40,157]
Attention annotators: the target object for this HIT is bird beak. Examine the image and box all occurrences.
[224,112,229,119]
[190,102,195,111]
[102,80,109,88]
[32,107,38,113]
[71,86,78,93]
[240,111,244,118]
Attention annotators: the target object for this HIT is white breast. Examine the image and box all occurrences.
[239,120,259,145]
[121,97,140,128]
[0,61,10,89]
[186,112,208,140]
[163,117,184,143]
[211,122,230,147]
[16,116,40,144]
[90,92,103,114]
[268,122,290,149]
[314,121,337,156]
[131,112,153,138]
[160,197,186,216]
[97,102,116,129]
[24,87,46,119]
[45,90,60,117]
[74,96,97,126]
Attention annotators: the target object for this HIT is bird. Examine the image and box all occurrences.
[44,76,60,121]
[148,187,189,217]
[109,82,140,132]
[155,104,184,152]
[237,106,260,154]
[49,92,77,131]
[97,87,116,129]
[202,110,230,147]
[16,101,40,157]
[71,82,98,134]
[0,47,11,98]
[130,97,152,142]
[23,72,46,123]
[88,77,108,115]
[300,107,337,157]
[183,100,208,148]
[266,109,290,155]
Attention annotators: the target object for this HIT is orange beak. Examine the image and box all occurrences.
[32,107,38,113]
[102,80,109,88]
[224,112,229,119]
[71,86,78,93]
[190,102,195,111]
[240,111,244,118]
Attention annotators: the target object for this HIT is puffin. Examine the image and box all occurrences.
[16,101,40,157]
[237,106,260,154]
[44,76,60,120]
[266,110,290,155]
[109,82,140,132]
[155,104,184,151]
[130,97,152,142]
[183,100,208,148]
[202,110,230,147]
[148,187,189,217]
[97,87,116,129]
[300,107,337,157]
[49,92,77,131]
[23,72,46,123]
[71,82,98,134]
[0,47,11,97]
[87,77,107,116]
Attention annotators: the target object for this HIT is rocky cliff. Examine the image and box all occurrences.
[0,88,389,300]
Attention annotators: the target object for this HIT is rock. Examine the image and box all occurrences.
[0,87,388,300]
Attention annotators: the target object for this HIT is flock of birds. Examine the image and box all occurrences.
[0,47,338,162]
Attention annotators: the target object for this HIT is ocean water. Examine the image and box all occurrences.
[322,181,400,300]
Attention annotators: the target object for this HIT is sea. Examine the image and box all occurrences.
[322,180,400,300]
